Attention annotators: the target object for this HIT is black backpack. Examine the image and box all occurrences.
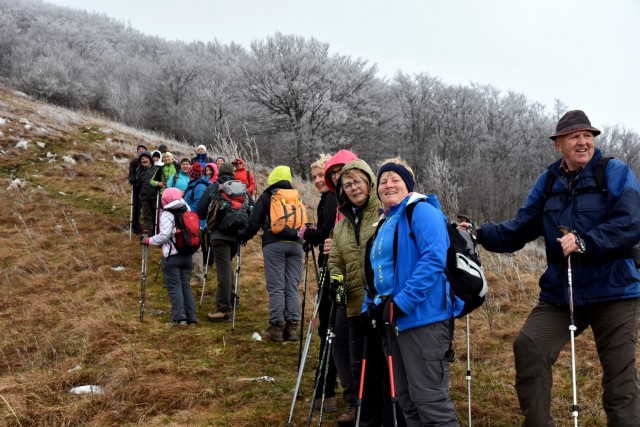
[402,198,488,318]
[543,156,640,268]
[206,180,252,233]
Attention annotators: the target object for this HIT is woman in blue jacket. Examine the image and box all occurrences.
[365,158,459,426]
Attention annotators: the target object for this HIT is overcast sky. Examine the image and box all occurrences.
[45,0,640,133]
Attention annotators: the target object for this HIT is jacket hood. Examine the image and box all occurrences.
[268,166,292,186]
[161,188,184,207]
[324,150,358,192]
[233,157,246,169]
[205,162,219,182]
[335,159,377,208]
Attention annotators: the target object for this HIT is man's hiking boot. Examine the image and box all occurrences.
[207,312,231,322]
[283,321,298,341]
[263,323,284,342]
[337,406,356,426]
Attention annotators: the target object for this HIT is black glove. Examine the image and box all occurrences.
[303,241,314,253]
[329,279,347,309]
[236,230,248,246]
[382,297,404,324]
[140,235,150,246]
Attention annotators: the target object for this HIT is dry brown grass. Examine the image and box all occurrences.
[0,85,633,426]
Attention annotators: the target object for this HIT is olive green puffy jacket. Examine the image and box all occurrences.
[328,159,380,318]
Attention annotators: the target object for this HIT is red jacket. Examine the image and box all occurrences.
[233,157,255,195]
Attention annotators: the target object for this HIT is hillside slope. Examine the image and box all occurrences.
[0,85,614,426]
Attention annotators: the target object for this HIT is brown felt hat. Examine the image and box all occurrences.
[549,110,601,140]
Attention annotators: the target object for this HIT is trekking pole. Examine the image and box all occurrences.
[155,192,160,235]
[355,307,373,427]
[129,185,134,240]
[286,268,326,427]
[557,226,579,427]
[384,301,399,427]
[298,249,310,369]
[139,232,149,323]
[466,314,472,427]
[314,299,336,427]
[231,243,241,332]
[199,243,212,309]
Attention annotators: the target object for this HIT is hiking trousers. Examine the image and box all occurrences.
[262,241,303,324]
[514,298,640,427]
[212,239,237,314]
[162,254,196,324]
[332,306,357,407]
[388,320,459,427]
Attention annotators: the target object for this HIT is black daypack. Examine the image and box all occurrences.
[402,199,488,318]
[206,180,251,233]
[543,156,640,268]
[166,207,200,256]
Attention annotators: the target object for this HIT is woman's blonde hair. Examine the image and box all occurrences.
[310,153,331,170]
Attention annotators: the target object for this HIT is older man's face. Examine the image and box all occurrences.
[555,130,595,171]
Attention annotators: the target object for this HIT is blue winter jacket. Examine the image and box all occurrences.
[479,149,640,305]
[184,177,210,229]
[365,193,454,332]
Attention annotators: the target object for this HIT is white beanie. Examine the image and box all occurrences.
[197,144,206,152]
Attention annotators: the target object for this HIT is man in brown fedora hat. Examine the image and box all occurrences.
[460,110,640,425]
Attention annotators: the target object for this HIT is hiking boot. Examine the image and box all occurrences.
[166,320,188,328]
[263,323,284,342]
[337,406,356,426]
[207,312,231,322]
[283,321,298,341]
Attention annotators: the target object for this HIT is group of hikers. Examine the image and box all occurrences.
[130,110,640,426]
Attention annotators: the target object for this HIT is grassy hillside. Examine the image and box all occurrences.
[0,85,617,426]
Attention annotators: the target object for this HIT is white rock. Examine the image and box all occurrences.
[69,385,104,395]
[58,191,67,196]
[16,140,29,150]
[111,266,125,271]
[19,118,30,125]
[0,117,6,125]
[62,155,76,165]
[113,156,129,164]
[46,152,56,158]
[0,131,4,138]
[251,332,262,341]
[36,141,46,148]
[68,364,82,372]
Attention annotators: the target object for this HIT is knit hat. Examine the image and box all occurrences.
[216,156,226,163]
[158,144,168,153]
[161,188,183,207]
[136,144,147,151]
[179,157,191,165]
[218,162,235,177]
[268,166,293,186]
[163,151,174,161]
[188,162,203,179]
[138,151,152,161]
[549,110,601,140]
[377,163,415,192]
[197,144,207,152]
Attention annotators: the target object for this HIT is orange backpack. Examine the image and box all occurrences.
[269,188,308,240]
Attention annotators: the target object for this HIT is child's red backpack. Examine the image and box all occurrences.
[167,207,200,255]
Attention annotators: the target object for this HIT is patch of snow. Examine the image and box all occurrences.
[69,385,104,395]
[6,179,25,191]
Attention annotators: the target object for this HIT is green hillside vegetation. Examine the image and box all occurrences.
[0,85,616,426]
